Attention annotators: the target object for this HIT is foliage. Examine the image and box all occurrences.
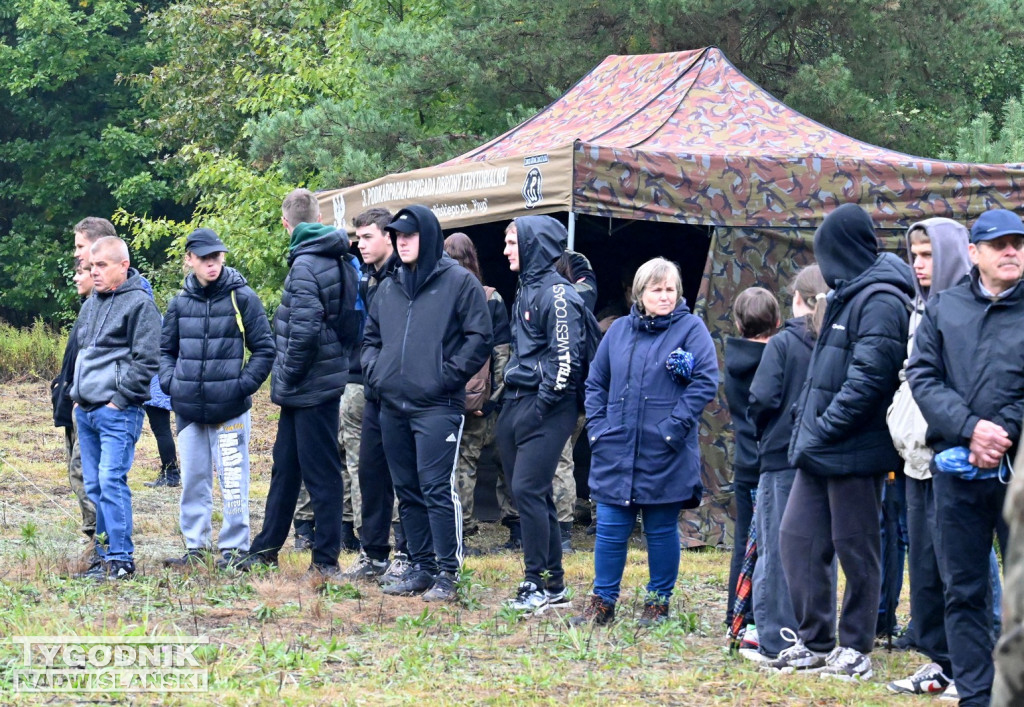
[945,88,1024,164]
[0,320,65,381]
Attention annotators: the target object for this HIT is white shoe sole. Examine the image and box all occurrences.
[820,669,873,682]
[738,648,771,663]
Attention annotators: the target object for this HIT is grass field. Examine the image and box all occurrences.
[0,381,920,705]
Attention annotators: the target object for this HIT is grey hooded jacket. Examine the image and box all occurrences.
[71,268,161,410]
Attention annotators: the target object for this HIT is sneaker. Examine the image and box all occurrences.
[761,628,828,673]
[163,549,209,568]
[638,601,669,627]
[819,646,873,682]
[544,586,571,610]
[422,571,458,602]
[215,550,245,571]
[740,625,760,650]
[569,593,615,626]
[294,533,314,551]
[104,559,136,581]
[304,563,342,581]
[886,662,951,695]
[381,566,434,596]
[340,552,389,582]
[738,648,772,663]
[505,581,549,613]
[74,559,107,580]
[939,683,958,702]
[379,552,410,586]
[234,552,279,573]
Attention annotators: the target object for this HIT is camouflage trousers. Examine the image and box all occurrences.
[993,464,1024,706]
[295,383,364,529]
[456,412,509,528]
[552,413,586,523]
[65,420,96,537]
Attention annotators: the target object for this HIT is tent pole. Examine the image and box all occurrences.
[567,211,576,250]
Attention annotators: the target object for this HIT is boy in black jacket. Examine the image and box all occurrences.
[362,205,491,602]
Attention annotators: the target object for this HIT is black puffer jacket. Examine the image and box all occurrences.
[160,266,275,424]
[271,224,353,407]
[361,205,492,413]
[724,336,767,483]
[504,215,588,410]
[789,205,914,477]
[908,268,1024,455]
[51,317,83,428]
[749,317,815,473]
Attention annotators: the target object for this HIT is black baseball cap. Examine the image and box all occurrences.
[385,211,419,234]
[185,228,229,256]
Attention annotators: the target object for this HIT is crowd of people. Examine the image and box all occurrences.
[49,192,1024,705]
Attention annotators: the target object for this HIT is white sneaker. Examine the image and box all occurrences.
[819,646,873,682]
[939,682,958,702]
[761,628,829,673]
[505,581,548,613]
[886,662,951,694]
[738,648,771,663]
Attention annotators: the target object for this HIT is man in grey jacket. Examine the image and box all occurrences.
[71,236,161,580]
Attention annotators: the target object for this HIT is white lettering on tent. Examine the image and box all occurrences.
[360,167,510,207]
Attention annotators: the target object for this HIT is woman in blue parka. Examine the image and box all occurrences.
[575,257,718,625]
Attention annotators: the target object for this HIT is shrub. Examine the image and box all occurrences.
[0,320,66,381]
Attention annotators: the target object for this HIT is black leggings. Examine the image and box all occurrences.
[145,406,177,468]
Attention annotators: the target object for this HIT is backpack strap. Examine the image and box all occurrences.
[230,290,246,350]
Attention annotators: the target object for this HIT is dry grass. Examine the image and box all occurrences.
[0,382,919,705]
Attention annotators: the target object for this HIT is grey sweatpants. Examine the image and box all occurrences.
[177,412,251,553]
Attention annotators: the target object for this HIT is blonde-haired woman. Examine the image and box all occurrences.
[576,257,718,625]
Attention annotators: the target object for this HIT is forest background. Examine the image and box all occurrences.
[4,0,1024,326]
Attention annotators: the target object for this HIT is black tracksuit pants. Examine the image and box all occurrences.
[358,396,402,562]
[779,470,883,655]
[496,393,577,590]
[933,473,1008,707]
[380,407,464,575]
[906,476,951,674]
[250,399,343,568]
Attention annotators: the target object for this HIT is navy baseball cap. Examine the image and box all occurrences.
[970,209,1024,244]
[185,228,229,256]
[385,211,419,234]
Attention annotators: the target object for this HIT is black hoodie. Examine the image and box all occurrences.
[789,205,914,477]
[271,225,353,407]
[749,317,815,473]
[160,266,275,424]
[724,337,766,483]
[361,205,492,413]
[503,215,588,410]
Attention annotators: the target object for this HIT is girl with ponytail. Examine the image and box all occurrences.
[743,264,829,660]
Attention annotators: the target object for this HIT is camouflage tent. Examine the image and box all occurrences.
[318,47,1024,547]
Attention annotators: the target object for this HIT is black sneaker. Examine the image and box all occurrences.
[304,563,342,581]
[378,553,410,586]
[638,600,669,627]
[163,549,210,568]
[340,552,389,582]
[105,560,136,581]
[421,571,458,602]
[216,550,246,571]
[570,594,615,626]
[234,552,279,573]
[74,558,107,580]
[294,534,314,551]
[381,566,435,596]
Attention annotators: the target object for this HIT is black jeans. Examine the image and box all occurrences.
[906,476,951,673]
[358,396,400,562]
[145,406,177,468]
[496,393,577,590]
[250,399,343,567]
[727,476,756,626]
[779,470,883,654]
[933,473,1008,707]
[380,407,464,575]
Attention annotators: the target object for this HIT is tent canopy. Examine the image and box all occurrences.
[318,47,1024,232]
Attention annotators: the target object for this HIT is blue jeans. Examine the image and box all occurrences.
[75,405,144,561]
[594,501,683,604]
[753,469,799,657]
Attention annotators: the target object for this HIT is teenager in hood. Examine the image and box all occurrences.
[362,205,491,602]
[498,215,588,614]
[241,189,353,577]
[766,203,913,680]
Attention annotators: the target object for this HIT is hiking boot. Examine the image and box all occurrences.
[104,559,136,581]
[74,558,107,580]
[233,552,278,573]
[638,600,669,627]
[819,646,873,682]
[939,683,958,702]
[422,571,458,603]
[340,552,389,582]
[559,521,573,554]
[761,628,828,673]
[381,566,434,596]
[216,550,246,571]
[340,521,360,553]
[505,581,549,613]
[501,520,523,551]
[379,552,410,586]
[163,548,210,568]
[293,520,314,550]
[164,462,181,487]
[887,662,951,695]
[570,594,615,626]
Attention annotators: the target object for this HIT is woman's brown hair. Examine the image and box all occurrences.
[444,232,483,284]
[791,264,829,340]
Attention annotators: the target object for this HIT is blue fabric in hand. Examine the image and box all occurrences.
[666,348,695,386]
